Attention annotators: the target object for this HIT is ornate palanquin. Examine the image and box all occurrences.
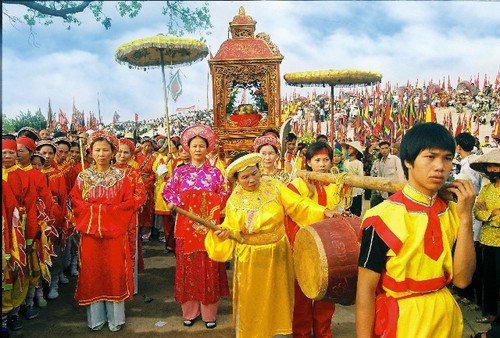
[208,7,284,160]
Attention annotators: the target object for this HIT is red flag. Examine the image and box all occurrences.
[455,116,463,137]
[134,113,139,122]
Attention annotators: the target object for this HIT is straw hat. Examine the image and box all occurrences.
[470,148,500,175]
[226,153,262,181]
[341,141,364,154]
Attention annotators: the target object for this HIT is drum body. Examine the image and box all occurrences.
[293,215,361,305]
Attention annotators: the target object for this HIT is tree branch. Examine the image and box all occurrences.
[3,1,93,20]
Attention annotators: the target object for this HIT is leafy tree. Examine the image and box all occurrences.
[2,109,47,134]
[2,1,212,38]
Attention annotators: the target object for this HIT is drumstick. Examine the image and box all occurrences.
[170,204,245,244]
[296,170,406,193]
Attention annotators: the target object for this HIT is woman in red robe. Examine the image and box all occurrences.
[114,138,146,296]
[136,137,157,242]
[36,140,68,300]
[69,131,136,332]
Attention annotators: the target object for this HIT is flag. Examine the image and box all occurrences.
[112,112,120,124]
[448,111,453,135]
[58,109,69,132]
[472,115,480,137]
[425,103,436,123]
[134,113,139,122]
[383,101,394,141]
[47,99,55,131]
[168,70,182,102]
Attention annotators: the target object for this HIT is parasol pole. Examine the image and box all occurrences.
[329,84,335,145]
[159,49,171,152]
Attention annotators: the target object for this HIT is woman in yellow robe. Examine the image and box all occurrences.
[205,152,339,338]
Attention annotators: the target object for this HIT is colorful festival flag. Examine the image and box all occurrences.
[169,70,182,102]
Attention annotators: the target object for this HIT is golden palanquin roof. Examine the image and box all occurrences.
[211,7,283,61]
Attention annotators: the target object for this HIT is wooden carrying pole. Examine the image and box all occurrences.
[171,205,244,244]
[296,170,406,193]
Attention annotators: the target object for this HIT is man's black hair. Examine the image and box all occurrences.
[455,132,475,152]
[400,122,455,179]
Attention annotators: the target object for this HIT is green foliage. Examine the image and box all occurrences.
[2,109,47,134]
[3,1,212,36]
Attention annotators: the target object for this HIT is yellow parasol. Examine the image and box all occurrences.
[115,34,209,144]
[284,69,382,141]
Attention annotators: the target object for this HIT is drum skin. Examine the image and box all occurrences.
[293,215,361,305]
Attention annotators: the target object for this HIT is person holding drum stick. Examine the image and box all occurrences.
[356,122,476,338]
[205,152,339,338]
[286,141,344,338]
[162,125,230,330]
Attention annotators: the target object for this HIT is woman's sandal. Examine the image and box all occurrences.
[183,316,199,327]
[205,321,217,329]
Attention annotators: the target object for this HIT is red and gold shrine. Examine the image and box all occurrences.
[209,7,284,160]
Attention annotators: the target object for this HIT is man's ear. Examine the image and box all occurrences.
[404,159,412,170]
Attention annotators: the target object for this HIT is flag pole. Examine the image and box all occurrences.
[159,49,171,152]
[97,92,102,126]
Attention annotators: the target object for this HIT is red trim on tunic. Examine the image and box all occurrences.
[389,192,447,261]
[361,215,404,254]
[381,272,451,293]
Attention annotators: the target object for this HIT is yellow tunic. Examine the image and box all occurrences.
[205,177,326,338]
[362,185,462,338]
[474,183,500,247]
[152,154,170,214]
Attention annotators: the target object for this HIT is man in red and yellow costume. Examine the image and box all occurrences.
[2,138,38,333]
[356,123,476,338]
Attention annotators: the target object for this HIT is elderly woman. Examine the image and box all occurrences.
[205,152,338,338]
[162,125,230,329]
[253,135,290,183]
[70,131,136,332]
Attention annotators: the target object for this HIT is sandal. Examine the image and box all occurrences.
[183,316,199,327]
[205,321,217,329]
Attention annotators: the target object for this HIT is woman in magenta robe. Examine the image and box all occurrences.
[162,124,230,329]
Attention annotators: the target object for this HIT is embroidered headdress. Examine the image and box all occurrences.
[36,139,57,152]
[253,135,280,153]
[87,130,119,152]
[180,124,217,153]
[119,138,135,154]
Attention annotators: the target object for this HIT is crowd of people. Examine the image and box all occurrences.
[2,115,499,338]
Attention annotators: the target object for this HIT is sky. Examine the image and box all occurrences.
[2,1,500,124]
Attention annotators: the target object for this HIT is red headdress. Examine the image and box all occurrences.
[253,135,280,153]
[119,138,135,153]
[17,136,36,152]
[87,130,119,152]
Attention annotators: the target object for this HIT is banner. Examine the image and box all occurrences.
[175,105,196,113]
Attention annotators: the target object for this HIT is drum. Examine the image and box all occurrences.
[293,215,361,305]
